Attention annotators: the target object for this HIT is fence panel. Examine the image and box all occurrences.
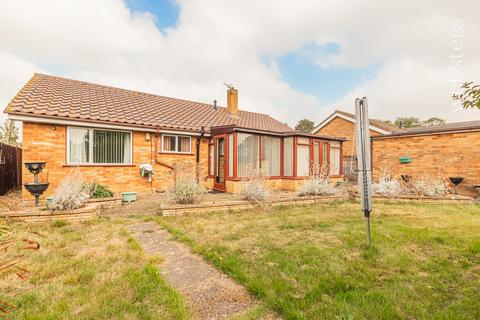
[0,143,22,195]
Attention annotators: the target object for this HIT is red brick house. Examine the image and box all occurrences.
[6,74,344,199]
[312,110,403,178]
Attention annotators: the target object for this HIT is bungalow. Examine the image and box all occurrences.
[6,74,345,199]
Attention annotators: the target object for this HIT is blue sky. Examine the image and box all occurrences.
[125,0,179,30]
[125,0,380,105]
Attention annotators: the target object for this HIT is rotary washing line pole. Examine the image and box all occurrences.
[355,97,373,247]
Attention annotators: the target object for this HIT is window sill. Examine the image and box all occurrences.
[158,152,194,156]
[63,164,136,168]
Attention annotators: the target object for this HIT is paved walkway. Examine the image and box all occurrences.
[128,222,257,320]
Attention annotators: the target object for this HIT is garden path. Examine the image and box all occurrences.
[128,221,261,320]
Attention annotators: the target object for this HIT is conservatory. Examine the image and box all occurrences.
[208,126,344,192]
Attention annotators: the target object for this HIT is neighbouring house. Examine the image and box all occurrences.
[6,73,345,199]
[372,121,480,197]
[311,110,403,178]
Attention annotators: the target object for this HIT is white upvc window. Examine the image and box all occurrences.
[67,126,132,165]
[162,134,192,154]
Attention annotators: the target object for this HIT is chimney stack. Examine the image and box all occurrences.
[227,87,238,115]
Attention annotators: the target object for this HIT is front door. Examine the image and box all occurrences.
[213,136,227,191]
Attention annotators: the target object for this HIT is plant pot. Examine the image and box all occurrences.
[122,192,137,203]
[399,157,412,164]
[46,196,54,209]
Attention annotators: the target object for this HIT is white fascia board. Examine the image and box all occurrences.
[311,112,391,135]
[8,114,210,137]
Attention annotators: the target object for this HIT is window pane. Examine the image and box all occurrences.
[313,143,320,175]
[330,142,341,175]
[93,130,131,164]
[163,136,176,152]
[283,137,293,176]
[322,143,329,174]
[296,144,310,177]
[228,134,233,177]
[261,136,281,176]
[209,144,214,175]
[178,136,190,153]
[69,128,89,163]
[237,133,259,177]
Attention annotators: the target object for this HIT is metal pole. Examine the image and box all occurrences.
[355,97,373,247]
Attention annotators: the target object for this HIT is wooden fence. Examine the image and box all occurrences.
[0,143,22,195]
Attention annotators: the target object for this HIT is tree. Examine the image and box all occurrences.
[453,82,480,109]
[295,119,315,133]
[0,120,20,146]
[422,117,445,126]
[393,117,422,128]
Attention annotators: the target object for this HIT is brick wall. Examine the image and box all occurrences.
[22,122,212,199]
[372,131,480,197]
[314,117,382,157]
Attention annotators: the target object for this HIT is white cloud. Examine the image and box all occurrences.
[0,0,479,127]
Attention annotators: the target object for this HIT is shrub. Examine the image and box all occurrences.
[51,169,91,210]
[298,175,337,196]
[91,183,114,198]
[414,176,449,197]
[169,179,205,204]
[373,170,402,197]
[241,168,270,201]
[169,162,205,204]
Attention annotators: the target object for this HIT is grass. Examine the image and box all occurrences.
[0,217,188,319]
[157,201,480,320]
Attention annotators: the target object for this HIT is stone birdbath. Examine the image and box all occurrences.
[24,162,49,206]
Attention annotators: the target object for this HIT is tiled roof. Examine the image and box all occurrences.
[334,110,405,133]
[5,73,295,134]
[372,120,480,138]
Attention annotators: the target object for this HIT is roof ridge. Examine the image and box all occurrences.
[32,73,274,119]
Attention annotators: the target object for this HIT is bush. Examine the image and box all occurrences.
[414,176,449,197]
[298,175,337,196]
[373,170,402,197]
[169,179,205,204]
[91,183,114,198]
[241,168,270,201]
[51,169,91,210]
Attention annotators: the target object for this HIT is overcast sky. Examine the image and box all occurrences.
[1,0,479,127]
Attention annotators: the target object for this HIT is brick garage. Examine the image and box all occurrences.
[372,126,480,197]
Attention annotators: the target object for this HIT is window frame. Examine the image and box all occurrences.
[161,134,192,154]
[66,126,133,165]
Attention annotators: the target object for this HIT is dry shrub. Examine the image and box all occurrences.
[373,169,402,197]
[414,175,449,197]
[298,166,337,196]
[51,169,91,210]
[241,168,270,201]
[169,162,205,204]
[0,190,21,212]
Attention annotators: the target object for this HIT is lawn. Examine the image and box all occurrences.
[0,217,188,319]
[158,201,480,320]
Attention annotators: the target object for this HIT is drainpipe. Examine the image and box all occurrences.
[196,126,205,182]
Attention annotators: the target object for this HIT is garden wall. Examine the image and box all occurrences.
[372,130,480,197]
